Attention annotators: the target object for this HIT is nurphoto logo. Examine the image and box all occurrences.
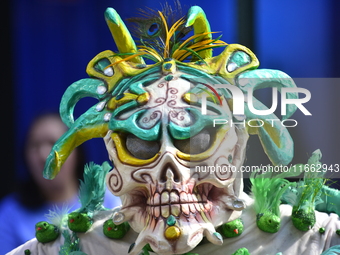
[200,84,312,128]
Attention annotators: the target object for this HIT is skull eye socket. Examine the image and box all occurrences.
[126,134,160,159]
[173,129,211,154]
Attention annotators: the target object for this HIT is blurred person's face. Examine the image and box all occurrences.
[25,116,77,200]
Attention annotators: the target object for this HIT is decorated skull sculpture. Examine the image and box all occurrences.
[44,5,298,255]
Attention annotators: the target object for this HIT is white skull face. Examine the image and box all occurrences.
[105,69,248,255]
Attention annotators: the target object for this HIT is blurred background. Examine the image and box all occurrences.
[0,0,340,199]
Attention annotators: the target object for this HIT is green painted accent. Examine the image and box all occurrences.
[166,215,177,226]
[35,221,60,243]
[220,218,243,238]
[112,66,161,97]
[116,94,124,100]
[24,250,31,255]
[336,229,340,235]
[68,212,93,233]
[136,64,147,69]
[44,106,109,180]
[94,58,112,73]
[111,78,130,97]
[168,107,226,140]
[213,232,223,241]
[292,206,316,231]
[165,75,173,81]
[178,65,223,84]
[60,78,107,128]
[231,247,250,255]
[230,51,250,67]
[179,71,233,98]
[103,219,130,239]
[256,212,280,233]
[168,109,204,139]
[129,76,160,95]
[110,109,161,141]
[163,63,173,70]
[228,154,233,163]
[111,100,139,117]
[129,82,147,95]
[214,75,231,84]
[319,227,326,234]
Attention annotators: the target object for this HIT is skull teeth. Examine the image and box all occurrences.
[147,202,210,218]
[154,206,160,218]
[153,193,160,205]
[161,192,170,204]
[181,204,190,215]
[171,204,181,216]
[170,191,179,203]
[148,190,206,206]
[161,205,170,218]
[147,190,210,218]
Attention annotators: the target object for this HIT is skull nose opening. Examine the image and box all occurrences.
[160,163,180,183]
